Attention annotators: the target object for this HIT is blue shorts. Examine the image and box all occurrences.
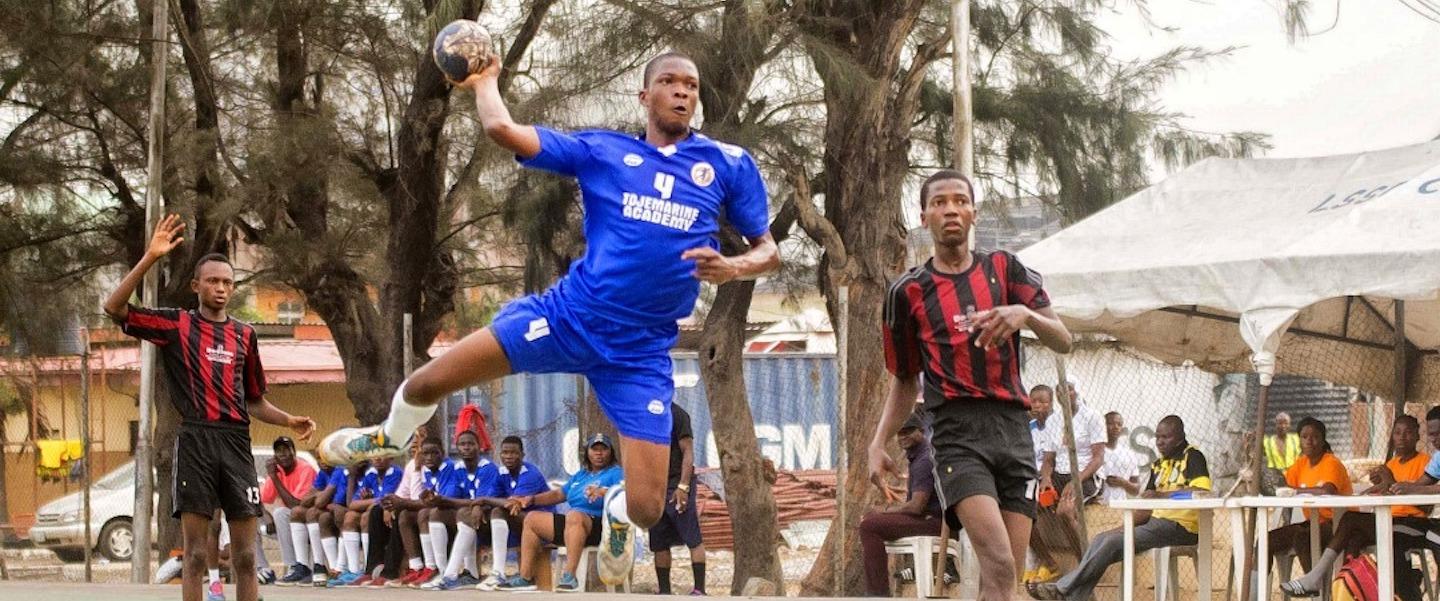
[491,287,678,445]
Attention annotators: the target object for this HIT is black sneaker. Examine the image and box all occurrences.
[277,564,311,586]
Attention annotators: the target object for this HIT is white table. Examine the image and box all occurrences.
[1110,497,1227,601]
[1230,494,1440,601]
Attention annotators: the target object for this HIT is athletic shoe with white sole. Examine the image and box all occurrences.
[317,424,408,466]
[597,484,634,587]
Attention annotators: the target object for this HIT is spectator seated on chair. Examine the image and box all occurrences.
[859,412,947,597]
[380,432,445,588]
[261,436,317,587]
[1265,417,1351,579]
[498,433,623,592]
[1380,407,1440,601]
[1028,415,1211,601]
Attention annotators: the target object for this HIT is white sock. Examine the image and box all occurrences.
[306,524,326,569]
[1300,548,1340,589]
[410,557,424,571]
[361,532,370,564]
[490,519,509,576]
[463,548,478,577]
[383,382,437,443]
[343,532,363,574]
[322,537,340,572]
[290,523,311,566]
[420,533,437,569]
[606,485,630,524]
[209,568,220,583]
[428,522,449,574]
[445,523,476,578]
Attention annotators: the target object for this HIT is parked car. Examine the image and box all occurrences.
[28,446,316,562]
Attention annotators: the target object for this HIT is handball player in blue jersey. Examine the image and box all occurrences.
[320,51,778,543]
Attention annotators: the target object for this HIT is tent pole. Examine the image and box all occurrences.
[1241,379,1271,601]
[1394,300,1407,415]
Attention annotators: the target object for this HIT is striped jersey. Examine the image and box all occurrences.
[117,305,266,428]
[883,250,1051,408]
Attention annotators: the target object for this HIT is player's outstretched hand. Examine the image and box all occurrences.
[455,55,501,90]
[682,246,739,284]
[145,214,186,258]
[867,443,902,494]
[288,415,317,442]
[970,305,1031,349]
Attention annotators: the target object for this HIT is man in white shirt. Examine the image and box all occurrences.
[1052,378,1106,514]
[1099,412,1142,503]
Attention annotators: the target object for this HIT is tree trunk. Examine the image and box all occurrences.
[685,1,790,588]
[153,385,182,555]
[797,1,938,595]
[697,278,785,591]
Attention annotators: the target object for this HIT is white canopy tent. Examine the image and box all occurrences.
[1019,140,1440,401]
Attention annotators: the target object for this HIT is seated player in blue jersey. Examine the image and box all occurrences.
[473,436,552,591]
[319,49,780,580]
[343,456,403,586]
[380,435,446,587]
[321,464,360,586]
[417,429,498,590]
[495,433,624,592]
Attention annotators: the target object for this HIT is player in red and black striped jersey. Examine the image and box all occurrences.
[868,170,1072,601]
[104,214,316,601]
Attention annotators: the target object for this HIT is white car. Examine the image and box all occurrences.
[28,446,316,562]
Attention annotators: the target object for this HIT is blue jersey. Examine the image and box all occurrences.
[359,465,404,498]
[562,465,623,517]
[437,458,498,500]
[519,127,770,326]
[419,463,445,493]
[327,466,353,506]
[494,461,550,499]
[312,466,334,492]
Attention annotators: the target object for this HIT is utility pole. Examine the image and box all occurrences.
[133,0,169,583]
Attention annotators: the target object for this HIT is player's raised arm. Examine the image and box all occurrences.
[457,57,540,159]
[103,214,185,321]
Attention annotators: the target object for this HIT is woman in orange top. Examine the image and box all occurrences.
[1266,417,1352,576]
[1280,415,1428,597]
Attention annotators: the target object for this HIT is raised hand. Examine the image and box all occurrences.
[146,214,186,258]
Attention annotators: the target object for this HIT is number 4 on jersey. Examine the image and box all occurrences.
[653,172,675,200]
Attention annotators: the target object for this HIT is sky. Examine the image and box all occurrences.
[1098,0,1440,161]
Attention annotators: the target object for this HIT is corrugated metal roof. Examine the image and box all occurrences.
[1245,374,1357,458]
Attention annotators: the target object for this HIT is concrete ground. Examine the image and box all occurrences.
[0,581,805,600]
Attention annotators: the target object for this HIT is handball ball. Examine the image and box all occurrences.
[432,19,493,83]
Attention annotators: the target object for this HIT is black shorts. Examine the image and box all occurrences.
[927,399,1038,522]
[554,512,602,547]
[649,486,703,551]
[172,425,262,519]
[1052,472,1101,504]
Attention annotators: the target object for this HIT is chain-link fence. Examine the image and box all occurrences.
[1018,333,1429,601]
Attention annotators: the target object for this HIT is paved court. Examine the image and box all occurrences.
[0,581,829,600]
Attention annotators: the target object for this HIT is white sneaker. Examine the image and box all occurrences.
[597,484,634,587]
[317,424,408,466]
[476,572,505,591]
[154,556,183,583]
[419,574,449,590]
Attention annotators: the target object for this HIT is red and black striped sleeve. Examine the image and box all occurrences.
[882,275,923,378]
[117,305,181,346]
[998,251,1051,310]
[242,326,268,401]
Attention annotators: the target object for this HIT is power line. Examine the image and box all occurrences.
[1396,0,1440,24]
